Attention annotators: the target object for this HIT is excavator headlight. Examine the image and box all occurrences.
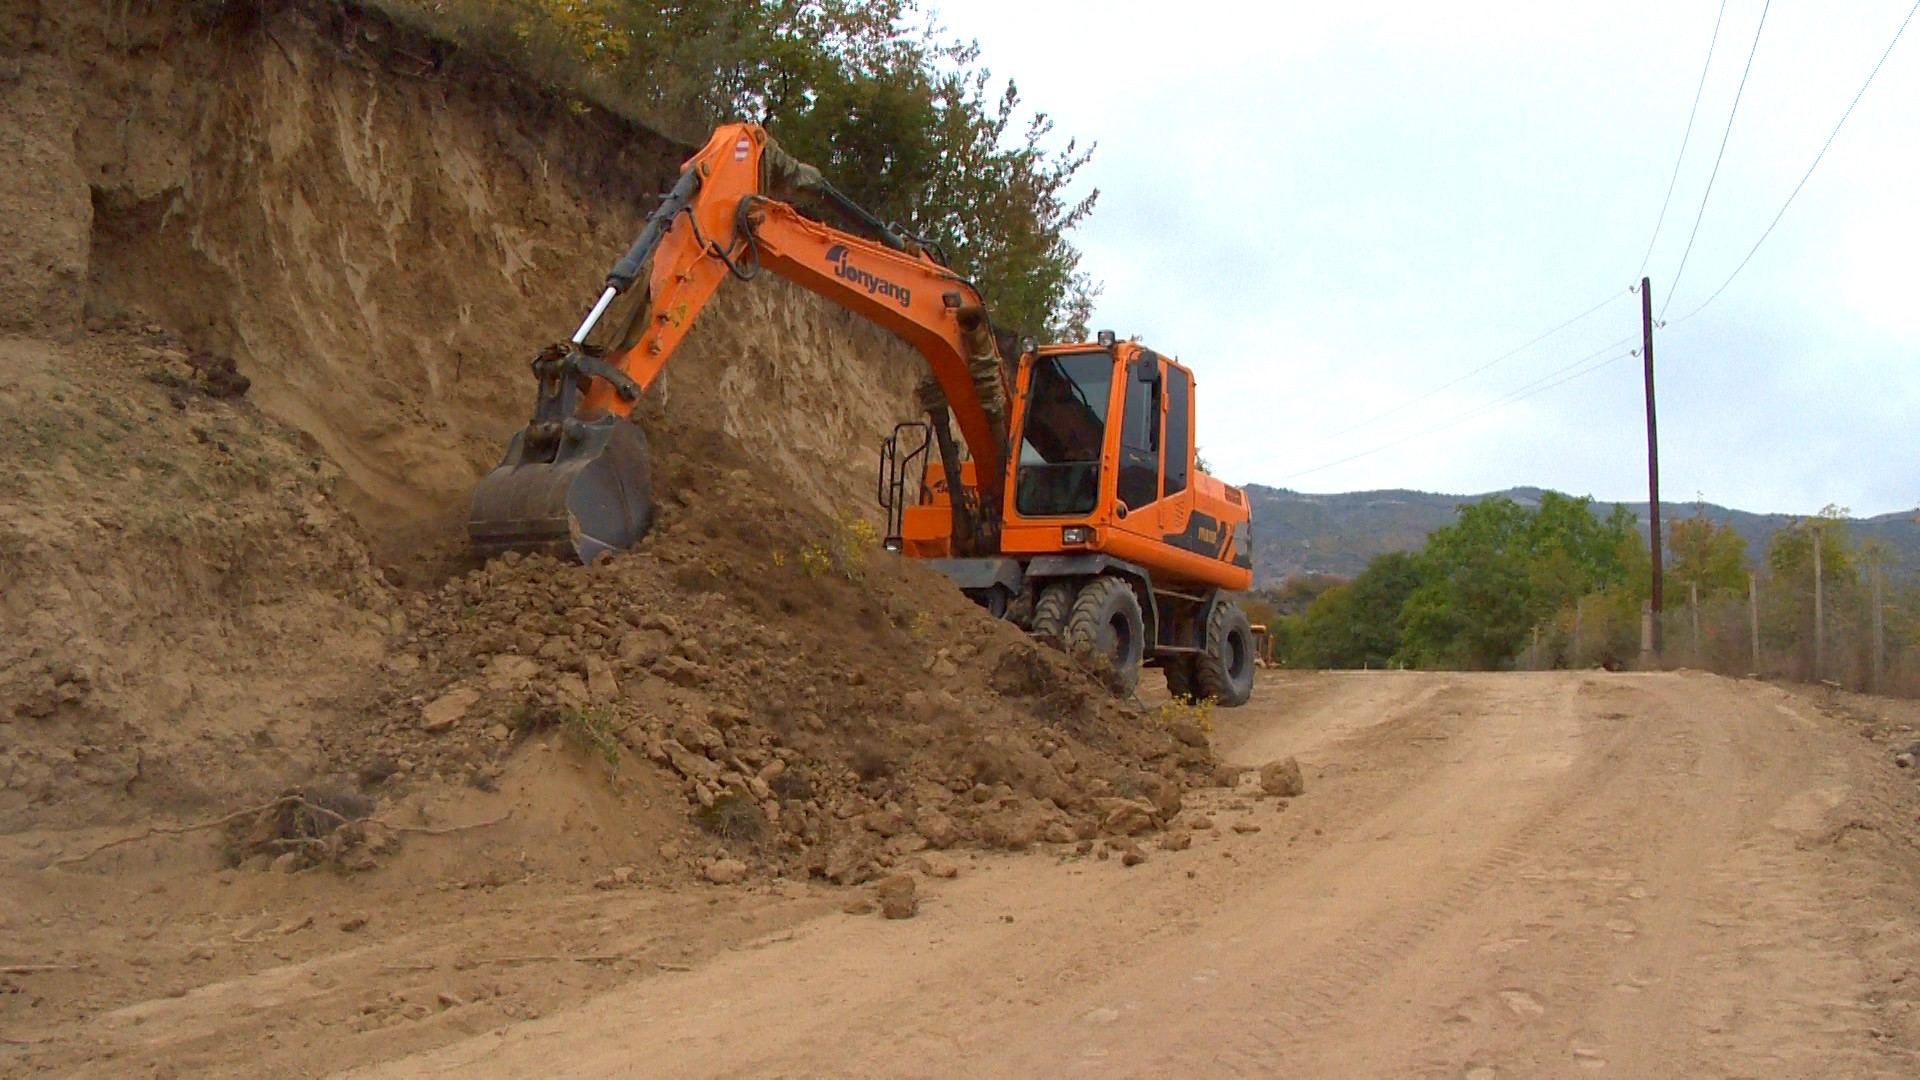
[883,538,902,552]
[1062,526,1091,545]
[1097,330,1116,348]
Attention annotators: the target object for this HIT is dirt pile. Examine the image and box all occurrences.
[326,440,1211,884]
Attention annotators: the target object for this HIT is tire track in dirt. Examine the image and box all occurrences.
[299,673,1920,1078]
[1155,678,1643,1076]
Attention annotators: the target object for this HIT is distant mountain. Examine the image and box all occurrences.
[1244,485,1920,587]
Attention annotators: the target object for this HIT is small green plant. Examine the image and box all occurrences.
[548,706,621,772]
[828,511,877,580]
[695,792,767,843]
[1154,694,1216,736]
[908,609,930,637]
[798,543,833,578]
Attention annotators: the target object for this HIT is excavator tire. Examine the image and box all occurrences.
[1195,600,1255,707]
[1065,576,1144,695]
[1162,655,1201,700]
[1029,581,1076,641]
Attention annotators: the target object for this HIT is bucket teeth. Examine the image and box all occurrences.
[468,416,655,563]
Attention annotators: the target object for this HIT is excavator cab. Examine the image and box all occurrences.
[885,333,1257,702]
[1013,351,1110,517]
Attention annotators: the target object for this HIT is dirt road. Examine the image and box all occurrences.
[11,670,1920,1077]
[339,671,1920,1078]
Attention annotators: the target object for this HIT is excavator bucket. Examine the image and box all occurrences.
[467,414,654,564]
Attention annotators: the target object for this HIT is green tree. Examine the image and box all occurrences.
[1396,494,1638,670]
[538,0,1100,335]
[388,1,1099,334]
[1766,505,1858,586]
[1264,573,1348,616]
[1667,513,1749,598]
[1397,498,1534,669]
[1761,506,1865,677]
[1293,552,1425,668]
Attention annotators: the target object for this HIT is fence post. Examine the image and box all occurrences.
[1573,597,1584,667]
[1748,572,1760,674]
[1689,580,1701,663]
[1813,527,1825,682]
[1872,561,1886,693]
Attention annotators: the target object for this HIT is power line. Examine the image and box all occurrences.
[1318,287,1631,442]
[1285,336,1638,481]
[1670,0,1920,324]
[1661,0,1773,318]
[1639,0,1732,279]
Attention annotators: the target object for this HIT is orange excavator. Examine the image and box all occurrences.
[470,123,1257,703]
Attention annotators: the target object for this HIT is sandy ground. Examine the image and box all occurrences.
[10,669,1920,1078]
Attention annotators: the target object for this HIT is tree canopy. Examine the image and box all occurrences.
[1275,493,1643,671]
[1668,512,1748,598]
[397,0,1099,336]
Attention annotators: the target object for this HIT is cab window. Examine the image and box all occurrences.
[1015,352,1111,516]
[1164,366,1191,496]
[1116,359,1160,510]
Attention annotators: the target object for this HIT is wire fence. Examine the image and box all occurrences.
[1520,570,1920,699]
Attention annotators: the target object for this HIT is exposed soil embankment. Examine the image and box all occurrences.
[6,0,923,556]
[0,0,1212,882]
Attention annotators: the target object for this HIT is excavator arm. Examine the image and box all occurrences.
[469,123,1012,562]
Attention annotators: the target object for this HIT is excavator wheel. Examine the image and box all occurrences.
[1065,576,1145,695]
[468,415,655,564]
[1029,581,1076,641]
[1195,600,1255,707]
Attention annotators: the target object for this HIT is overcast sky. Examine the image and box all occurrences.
[928,0,1919,518]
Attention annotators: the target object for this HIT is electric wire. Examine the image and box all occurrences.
[1285,336,1638,481]
[1639,0,1732,279]
[1319,287,1631,442]
[1669,0,1920,324]
[1661,0,1773,317]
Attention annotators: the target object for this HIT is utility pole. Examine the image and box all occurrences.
[1641,277,1664,657]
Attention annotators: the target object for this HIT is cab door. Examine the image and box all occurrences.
[1159,362,1194,541]
[1114,351,1164,543]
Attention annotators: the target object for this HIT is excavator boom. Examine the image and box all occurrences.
[469,124,1010,562]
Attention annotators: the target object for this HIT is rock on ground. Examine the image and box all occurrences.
[1260,757,1305,797]
[874,874,918,919]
